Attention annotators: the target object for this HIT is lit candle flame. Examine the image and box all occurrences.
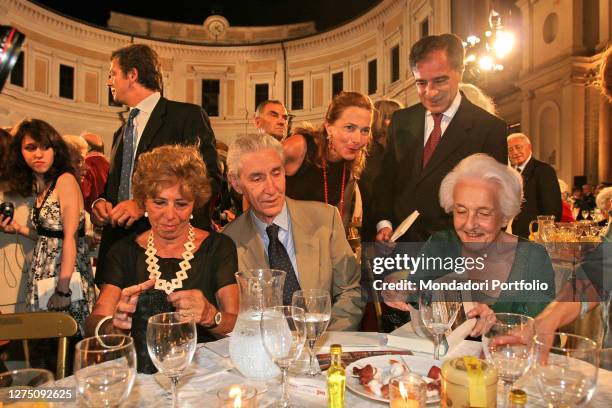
[399,380,408,400]
[229,386,242,408]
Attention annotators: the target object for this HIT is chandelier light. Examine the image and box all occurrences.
[463,10,515,77]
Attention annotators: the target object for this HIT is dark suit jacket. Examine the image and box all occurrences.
[511,157,562,238]
[97,97,221,279]
[375,93,508,242]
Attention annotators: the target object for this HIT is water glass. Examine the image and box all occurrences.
[481,313,534,407]
[419,289,462,360]
[291,289,331,376]
[74,335,136,408]
[260,306,306,408]
[532,332,599,407]
[147,312,197,408]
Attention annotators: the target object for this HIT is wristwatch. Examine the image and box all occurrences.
[203,310,222,329]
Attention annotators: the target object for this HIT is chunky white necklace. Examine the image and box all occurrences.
[146,225,196,295]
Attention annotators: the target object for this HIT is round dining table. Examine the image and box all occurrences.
[55,330,612,407]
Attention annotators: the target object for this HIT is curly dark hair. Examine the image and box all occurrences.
[8,119,78,197]
[111,44,163,92]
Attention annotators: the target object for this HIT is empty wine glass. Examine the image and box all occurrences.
[147,312,197,408]
[581,210,590,220]
[74,335,136,408]
[481,313,534,407]
[0,368,54,407]
[260,306,307,408]
[291,289,331,376]
[419,289,462,360]
[532,332,599,407]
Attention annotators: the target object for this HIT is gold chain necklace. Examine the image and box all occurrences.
[145,225,196,294]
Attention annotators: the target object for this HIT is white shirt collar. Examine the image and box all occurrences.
[133,92,161,115]
[517,155,532,172]
[426,91,462,120]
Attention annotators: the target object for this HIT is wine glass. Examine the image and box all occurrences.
[481,313,534,408]
[418,289,462,360]
[0,368,54,406]
[74,335,136,408]
[291,289,331,376]
[572,207,580,220]
[147,312,197,408]
[260,306,307,408]
[532,332,599,407]
[581,210,590,220]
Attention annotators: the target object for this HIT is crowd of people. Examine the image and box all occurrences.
[0,34,610,375]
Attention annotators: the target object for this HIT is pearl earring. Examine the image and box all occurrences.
[190,214,194,220]
[144,211,148,218]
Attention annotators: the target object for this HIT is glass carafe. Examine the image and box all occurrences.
[528,215,555,242]
[229,269,286,380]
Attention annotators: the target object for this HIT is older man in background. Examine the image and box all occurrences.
[254,100,289,140]
[507,132,562,238]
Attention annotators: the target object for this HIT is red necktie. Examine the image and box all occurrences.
[423,113,443,168]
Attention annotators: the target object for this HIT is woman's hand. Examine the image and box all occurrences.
[112,278,155,331]
[466,303,496,337]
[0,216,21,235]
[47,293,71,311]
[381,274,413,312]
[168,289,215,325]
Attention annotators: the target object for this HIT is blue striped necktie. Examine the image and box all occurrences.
[117,108,140,202]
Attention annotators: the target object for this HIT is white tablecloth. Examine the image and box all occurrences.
[56,331,612,407]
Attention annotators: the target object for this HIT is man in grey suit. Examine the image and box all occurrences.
[92,44,221,281]
[223,134,364,330]
[375,34,508,244]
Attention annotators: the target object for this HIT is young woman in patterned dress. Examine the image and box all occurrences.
[0,119,95,335]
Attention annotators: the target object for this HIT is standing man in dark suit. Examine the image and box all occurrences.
[375,34,508,244]
[92,44,221,279]
[507,133,562,238]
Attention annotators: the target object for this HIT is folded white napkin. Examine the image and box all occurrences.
[390,210,420,242]
[386,318,477,357]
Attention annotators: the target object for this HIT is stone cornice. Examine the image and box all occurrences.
[3,0,404,59]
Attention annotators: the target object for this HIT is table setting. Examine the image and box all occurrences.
[2,268,611,407]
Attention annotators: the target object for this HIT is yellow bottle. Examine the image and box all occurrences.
[327,344,345,408]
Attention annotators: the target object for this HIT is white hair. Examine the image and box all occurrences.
[227,133,285,177]
[596,187,612,211]
[507,133,531,144]
[439,153,524,220]
[460,83,497,115]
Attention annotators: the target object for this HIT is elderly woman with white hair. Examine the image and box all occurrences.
[386,153,556,318]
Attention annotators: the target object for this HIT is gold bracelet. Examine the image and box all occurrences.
[95,316,113,338]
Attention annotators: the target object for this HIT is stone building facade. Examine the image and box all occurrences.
[0,0,610,183]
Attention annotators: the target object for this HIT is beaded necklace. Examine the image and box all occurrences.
[322,161,347,218]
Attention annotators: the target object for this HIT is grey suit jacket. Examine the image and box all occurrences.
[223,198,364,330]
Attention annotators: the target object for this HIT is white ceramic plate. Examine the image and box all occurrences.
[345,354,441,404]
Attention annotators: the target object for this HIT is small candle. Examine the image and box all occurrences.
[217,384,258,408]
[389,373,426,408]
